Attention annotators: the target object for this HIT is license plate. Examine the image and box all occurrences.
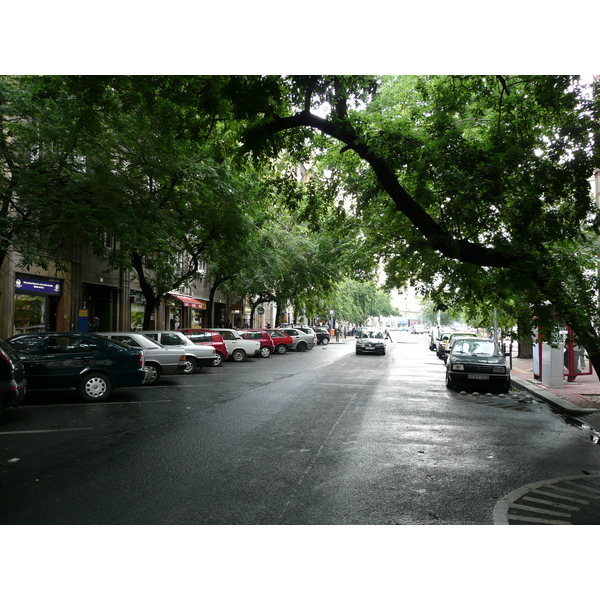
[468,374,489,380]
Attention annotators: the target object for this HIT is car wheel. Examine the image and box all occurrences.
[297,341,307,352]
[232,349,245,362]
[182,356,197,374]
[260,346,271,358]
[212,352,224,367]
[322,337,329,345]
[381,349,386,355]
[500,380,511,394]
[79,372,112,401]
[276,344,287,355]
[144,363,162,385]
[445,372,455,390]
[356,349,362,354]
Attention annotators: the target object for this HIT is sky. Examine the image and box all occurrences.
[2,2,597,75]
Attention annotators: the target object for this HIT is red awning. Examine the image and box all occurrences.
[170,294,206,309]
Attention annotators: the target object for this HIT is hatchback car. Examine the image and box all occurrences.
[445,337,511,393]
[141,330,216,372]
[265,329,294,354]
[0,337,27,418]
[311,326,331,345]
[238,330,275,358]
[176,329,228,366]
[276,328,316,352]
[6,332,146,401]
[355,328,387,355]
[98,332,186,385]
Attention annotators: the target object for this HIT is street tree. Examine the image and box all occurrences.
[240,75,600,375]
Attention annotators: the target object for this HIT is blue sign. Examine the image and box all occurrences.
[15,276,62,296]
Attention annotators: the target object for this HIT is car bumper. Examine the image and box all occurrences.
[0,378,27,407]
[115,370,147,388]
[356,344,385,353]
[447,372,510,390]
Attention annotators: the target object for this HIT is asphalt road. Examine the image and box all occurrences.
[2,333,600,525]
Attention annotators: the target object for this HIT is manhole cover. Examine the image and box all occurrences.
[494,474,600,524]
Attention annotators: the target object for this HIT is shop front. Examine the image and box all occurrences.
[14,273,62,333]
[167,294,206,329]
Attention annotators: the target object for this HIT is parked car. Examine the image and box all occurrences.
[6,332,146,401]
[436,330,459,359]
[276,327,316,352]
[445,337,511,393]
[208,328,261,361]
[238,330,275,358]
[141,331,216,373]
[355,328,387,355]
[176,329,228,366]
[442,332,478,363]
[97,332,186,385]
[311,326,331,345]
[0,337,27,419]
[265,329,294,354]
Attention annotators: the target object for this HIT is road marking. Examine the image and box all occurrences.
[0,427,94,435]
[494,474,600,524]
[21,399,172,408]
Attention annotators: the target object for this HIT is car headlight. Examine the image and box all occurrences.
[452,364,464,371]
[493,366,506,374]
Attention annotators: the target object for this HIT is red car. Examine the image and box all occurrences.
[238,330,275,358]
[176,329,228,367]
[265,329,294,355]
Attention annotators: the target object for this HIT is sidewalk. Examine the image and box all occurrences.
[510,354,600,433]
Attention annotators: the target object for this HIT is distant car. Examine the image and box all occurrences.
[355,328,387,355]
[265,329,294,354]
[208,328,261,361]
[276,328,316,352]
[311,326,331,345]
[97,332,186,385]
[0,337,27,418]
[445,337,511,393]
[6,332,146,401]
[238,330,275,358]
[141,331,217,372]
[176,329,228,366]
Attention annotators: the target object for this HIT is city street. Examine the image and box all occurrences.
[1,333,600,525]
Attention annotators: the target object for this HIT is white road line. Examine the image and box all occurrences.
[0,427,94,435]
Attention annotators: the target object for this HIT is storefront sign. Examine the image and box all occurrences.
[15,276,62,295]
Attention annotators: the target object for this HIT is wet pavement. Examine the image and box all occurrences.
[510,354,600,437]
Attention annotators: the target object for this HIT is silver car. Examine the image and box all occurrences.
[277,327,316,352]
[141,331,216,373]
[98,332,186,385]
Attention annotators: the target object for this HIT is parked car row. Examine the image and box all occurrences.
[0,324,323,418]
[430,328,511,393]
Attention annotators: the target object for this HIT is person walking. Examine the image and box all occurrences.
[89,316,100,332]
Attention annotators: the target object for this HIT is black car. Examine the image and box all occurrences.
[445,337,511,393]
[0,338,27,419]
[7,332,147,401]
[312,326,331,345]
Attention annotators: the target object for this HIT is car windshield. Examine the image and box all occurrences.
[453,339,498,356]
[360,331,384,339]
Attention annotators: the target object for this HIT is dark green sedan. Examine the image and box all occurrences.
[7,332,147,401]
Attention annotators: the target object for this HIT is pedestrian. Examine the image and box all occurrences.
[89,316,100,332]
[385,328,393,342]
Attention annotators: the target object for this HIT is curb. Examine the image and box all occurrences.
[510,374,600,416]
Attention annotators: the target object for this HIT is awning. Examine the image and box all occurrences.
[169,294,206,309]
